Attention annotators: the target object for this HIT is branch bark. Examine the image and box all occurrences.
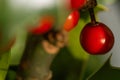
[16,30,67,80]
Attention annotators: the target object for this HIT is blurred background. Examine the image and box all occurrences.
[0,0,120,80]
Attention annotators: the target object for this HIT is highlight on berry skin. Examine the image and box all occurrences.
[64,10,80,32]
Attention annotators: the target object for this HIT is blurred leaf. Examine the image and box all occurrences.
[0,70,8,80]
[6,70,16,80]
[98,0,117,5]
[51,47,83,80]
[0,51,11,80]
[88,56,120,80]
[68,20,89,60]
[83,54,110,80]
[10,29,27,65]
[95,4,108,13]
[0,52,10,69]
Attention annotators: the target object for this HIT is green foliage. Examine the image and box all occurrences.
[0,0,118,80]
[0,51,10,80]
[10,30,27,65]
[98,0,118,5]
[88,56,120,80]
[68,20,89,60]
[51,47,83,80]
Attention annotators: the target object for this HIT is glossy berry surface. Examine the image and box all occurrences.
[80,22,114,55]
[64,10,80,32]
[29,16,54,35]
[70,0,86,10]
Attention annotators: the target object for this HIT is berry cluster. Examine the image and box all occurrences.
[26,0,87,54]
[28,0,87,34]
[64,0,114,55]
[27,0,114,55]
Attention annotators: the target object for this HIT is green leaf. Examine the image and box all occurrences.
[88,55,120,80]
[0,70,8,80]
[51,47,84,80]
[98,0,117,5]
[95,4,108,13]
[0,51,11,80]
[68,20,89,60]
[6,70,16,80]
[10,29,27,65]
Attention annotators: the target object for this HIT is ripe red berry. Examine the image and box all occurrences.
[80,22,114,55]
[29,16,54,35]
[70,0,86,10]
[64,10,80,32]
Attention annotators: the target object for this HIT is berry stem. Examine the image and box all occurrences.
[83,0,97,9]
[89,8,96,24]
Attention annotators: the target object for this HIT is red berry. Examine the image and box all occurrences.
[70,0,86,10]
[64,10,80,32]
[29,16,54,35]
[80,22,114,55]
